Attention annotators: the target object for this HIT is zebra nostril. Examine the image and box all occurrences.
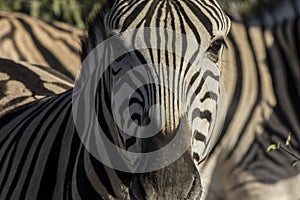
[129,175,146,200]
[185,176,202,199]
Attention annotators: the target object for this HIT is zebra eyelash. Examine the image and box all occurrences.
[208,38,227,52]
[221,39,228,49]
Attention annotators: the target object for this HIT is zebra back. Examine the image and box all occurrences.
[0,58,73,115]
[0,11,85,79]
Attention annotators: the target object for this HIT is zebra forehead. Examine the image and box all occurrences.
[106,0,229,36]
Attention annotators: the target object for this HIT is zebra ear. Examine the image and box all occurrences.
[81,1,116,60]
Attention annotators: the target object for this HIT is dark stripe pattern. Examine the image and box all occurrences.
[203,1,300,199]
[0,58,73,115]
[0,11,85,79]
[0,0,230,199]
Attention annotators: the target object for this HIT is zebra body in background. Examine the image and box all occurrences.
[0,11,85,79]
[201,1,300,199]
[0,58,73,115]
[0,11,83,114]
[0,1,230,199]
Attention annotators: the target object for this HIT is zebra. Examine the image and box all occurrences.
[200,1,300,199]
[0,11,83,114]
[0,10,85,79]
[0,0,230,199]
[1,2,299,199]
[0,58,73,115]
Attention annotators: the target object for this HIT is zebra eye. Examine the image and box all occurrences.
[211,39,224,52]
[207,39,226,63]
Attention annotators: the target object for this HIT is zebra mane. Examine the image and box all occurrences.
[80,0,115,61]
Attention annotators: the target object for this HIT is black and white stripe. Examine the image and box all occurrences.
[0,0,230,199]
[202,1,300,199]
[0,58,73,115]
[0,11,85,79]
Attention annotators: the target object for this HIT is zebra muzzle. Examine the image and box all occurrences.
[129,150,202,200]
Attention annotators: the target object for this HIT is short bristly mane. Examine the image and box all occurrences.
[81,1,115,61]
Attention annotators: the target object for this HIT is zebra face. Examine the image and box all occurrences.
[106,0,230,148]
[78,0,230,199]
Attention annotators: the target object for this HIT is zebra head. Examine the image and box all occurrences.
[76,0,230,199]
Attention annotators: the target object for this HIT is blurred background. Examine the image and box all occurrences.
[0,0,264,28]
